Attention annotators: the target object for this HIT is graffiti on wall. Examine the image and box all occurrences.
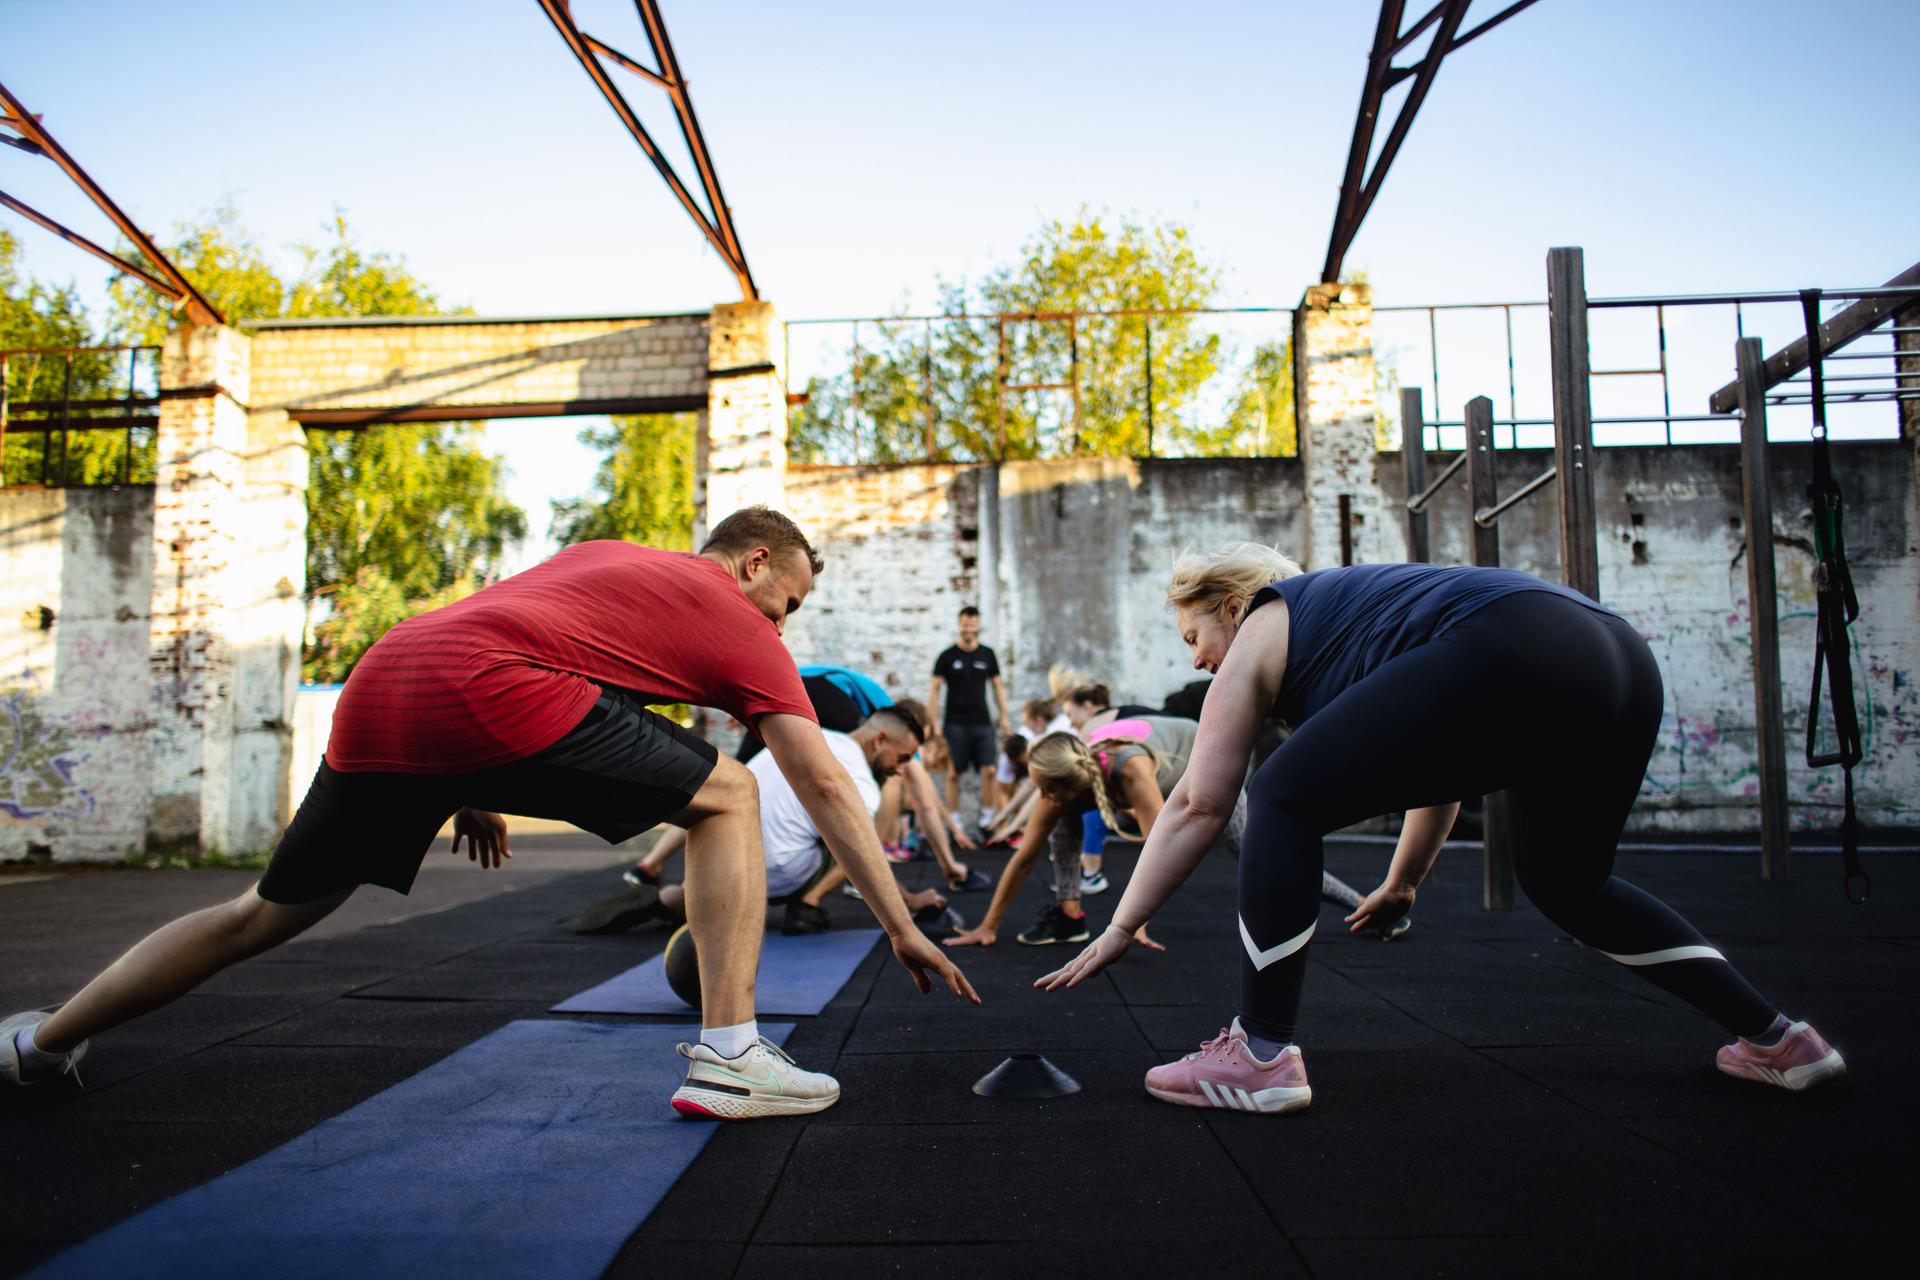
[0,684,96,821]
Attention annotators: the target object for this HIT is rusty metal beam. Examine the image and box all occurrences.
[1322,0,1543,284]
[535,0,757,300]
[0,78,223,326]
[0,189,184,301]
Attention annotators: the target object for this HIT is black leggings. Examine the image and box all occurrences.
[1237,590,1776,1043]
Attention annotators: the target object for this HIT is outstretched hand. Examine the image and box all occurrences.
[943,923,998,948]
[1034,924,1132,991]
[893,929,982,1003]
[1345,881,1415,934]
[451,808,510,869]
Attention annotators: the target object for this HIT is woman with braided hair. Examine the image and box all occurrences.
[944,714,1383,949]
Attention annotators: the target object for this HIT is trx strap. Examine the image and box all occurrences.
[1799,290,1868,903]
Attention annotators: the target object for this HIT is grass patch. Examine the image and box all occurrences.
[126,848,274,872]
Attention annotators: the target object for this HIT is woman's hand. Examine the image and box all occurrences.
[451,808,510,869]
[944,923,998,948]
[1132,923,1166,952]
[891,929,982,1003]
[1034,924,1132,991]
[1345,881,1416,934]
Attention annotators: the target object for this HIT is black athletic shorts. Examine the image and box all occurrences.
[258,686,719,904]
[944,721,997,772]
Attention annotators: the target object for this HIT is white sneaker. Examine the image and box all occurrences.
[1080,870,1110,896]
[671,1036,841,1120]
[1,1011,87,1087]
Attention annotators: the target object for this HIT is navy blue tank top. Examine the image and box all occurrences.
[1252,564,1607,727]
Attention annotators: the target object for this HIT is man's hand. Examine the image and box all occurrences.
[1345,881,1416,934]
[1035,924,1131,991]
[944,922,998,948]
[452,808,510,869]
[950,828,978,852]
[1133,924,1166,952]
[892,930,981,1003]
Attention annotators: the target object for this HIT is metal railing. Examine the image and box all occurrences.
[782,306,1297,465]
[0,345,161,487]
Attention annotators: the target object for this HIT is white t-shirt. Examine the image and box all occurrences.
[750,729,881,898]
[1045,712,1076,740]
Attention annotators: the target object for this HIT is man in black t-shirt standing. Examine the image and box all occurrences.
[929,606,1012,828]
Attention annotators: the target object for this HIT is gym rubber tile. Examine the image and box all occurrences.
[232,998,553,1050]
[73,1044,449,1128]
[1275,1045,1578,1122]
[1128,1000,1453,1055]
[752,1120,1274,1243]
[733,1239,1307,1279]
[1292,1231,1843,1279]
[626,1108,806,1243]
[1618,1111,1913,1241]
[842,1002,1147,1055]
[603,1241,744,1280]
[1214,1113,1784,1238]
[0,1119,302,1253]
[814,1049,1160,1126]
[1104,952,1240,1007]
[350,940,642,1001]
[185,959,398,998]
[1392,995,1714,1047]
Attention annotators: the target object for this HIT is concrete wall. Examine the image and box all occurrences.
[784,443,1914,834]
[0,487,155,860]
[248,314,710,416]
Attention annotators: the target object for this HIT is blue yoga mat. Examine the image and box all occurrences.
[30,1020,791,1280]
[551,927,883,1016]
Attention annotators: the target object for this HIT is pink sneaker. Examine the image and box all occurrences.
[1144,1018,1311,1114]
[1715,1019,1846,1092]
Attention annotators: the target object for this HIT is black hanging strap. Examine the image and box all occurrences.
[1799,290,1868,903]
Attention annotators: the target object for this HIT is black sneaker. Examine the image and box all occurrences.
[1016,903,1091,946]
[782,899,833,935]
[571,884,663,935]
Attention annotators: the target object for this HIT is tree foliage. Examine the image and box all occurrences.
[550,414,697,551]
[0,230,145,485]
[788,210,1236,462]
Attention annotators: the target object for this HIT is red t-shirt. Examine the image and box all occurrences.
[325,542,816,773]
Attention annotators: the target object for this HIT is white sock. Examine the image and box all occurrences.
[15,1024,66,1070]
[700,1020,758,1059]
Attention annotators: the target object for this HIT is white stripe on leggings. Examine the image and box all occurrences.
[1600,944,1726,966]
[1240,916,1316,971]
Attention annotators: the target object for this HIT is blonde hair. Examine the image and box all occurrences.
[1166,542,1304,620]
[1047,664,1090,701]
[1027,729,1152,835]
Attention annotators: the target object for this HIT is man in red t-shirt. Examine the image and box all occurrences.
[6,508,979,1119]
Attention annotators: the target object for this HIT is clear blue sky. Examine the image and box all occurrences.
[7,0,1917,563]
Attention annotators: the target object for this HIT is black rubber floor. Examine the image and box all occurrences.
[3,835,1912,1277]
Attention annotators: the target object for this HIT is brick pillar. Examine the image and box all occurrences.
[1292,282,1382,570]
[148,325,308,853]
[697,301,788,542]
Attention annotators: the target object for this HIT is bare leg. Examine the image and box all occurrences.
[637,825,687,877]
[675,757,764,1030]
[34,885,353,1054]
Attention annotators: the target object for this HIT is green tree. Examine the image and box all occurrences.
[1215,338,1297,457]
[550,413,697,550]
[1,230,139,485]
[788,210,1223,462]
[106,209,526,677]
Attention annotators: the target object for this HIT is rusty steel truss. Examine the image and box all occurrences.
[535,0,757,301]
[1322,0,1543,283]
[0,77,223,327]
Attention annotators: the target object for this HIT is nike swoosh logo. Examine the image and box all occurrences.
[706,1065,780,1091]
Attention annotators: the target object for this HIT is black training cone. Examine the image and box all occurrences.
[972,1054,1081,1099]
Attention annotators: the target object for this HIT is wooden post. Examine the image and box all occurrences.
[1464,393,1514,910]
[1737,337,1791,881]
[1401,386,1429,562]
[1548,246,1601,600]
